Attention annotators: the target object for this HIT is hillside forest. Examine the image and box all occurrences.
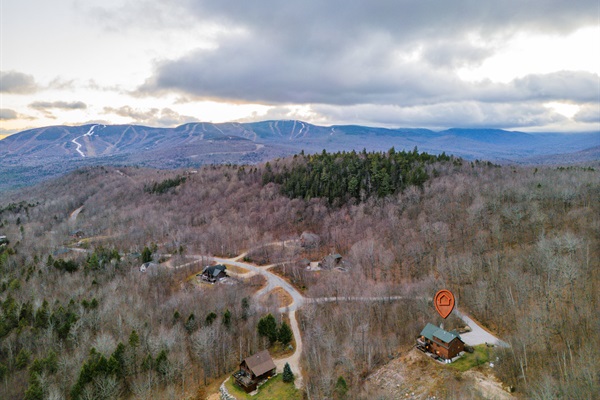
[0,149,598,399]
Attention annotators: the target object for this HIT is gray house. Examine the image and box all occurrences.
[199,264,227,283]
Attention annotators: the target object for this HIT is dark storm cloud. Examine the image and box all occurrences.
[29,101,88,111]
[138,0,597,107]
[0,71,38,94]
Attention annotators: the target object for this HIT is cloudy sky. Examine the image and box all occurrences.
[1,0,599,136]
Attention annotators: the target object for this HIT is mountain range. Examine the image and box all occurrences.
[1,120,598,190]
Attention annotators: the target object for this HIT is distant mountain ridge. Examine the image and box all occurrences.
[0,120,598,190]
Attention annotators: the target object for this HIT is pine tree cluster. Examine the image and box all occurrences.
[262,148,454,204]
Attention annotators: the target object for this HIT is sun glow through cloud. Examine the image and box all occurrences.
[457,27,600,83]
[544,102,581,119]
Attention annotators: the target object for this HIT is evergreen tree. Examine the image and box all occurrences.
[282,362,294,383]
[278,321,293,346]
[222,309,231,329]
[185,313,198,333]
[333,376,349,399]
[110,343,126,379]
[24,373,43,400]
[155,349,170,376]
[34,300,49,329]
[128,329,140,348]
[128,329,140,375]
[257,314,278,345]
[205,312,217,326]
[141,246,152,263]
[141,354,154,371]
[16,348,30,369]
[44,350,58,374]
[0,362,8,381]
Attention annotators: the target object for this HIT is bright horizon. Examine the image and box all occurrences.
[1,1,599,137]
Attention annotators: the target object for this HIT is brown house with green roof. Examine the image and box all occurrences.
[417,323,464,360]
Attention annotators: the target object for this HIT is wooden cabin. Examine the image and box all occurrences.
[233,350,276,392]
[417,323,464,360]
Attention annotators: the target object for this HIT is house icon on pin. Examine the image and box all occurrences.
[438,294,451,306]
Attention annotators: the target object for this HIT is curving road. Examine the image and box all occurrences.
[177,244,507,392]
[212,256,305,388]
[69,206,84,224]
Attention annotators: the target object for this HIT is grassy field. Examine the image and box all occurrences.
[448,344,491,372]
[225,374,304,399]
[223,263,251,274]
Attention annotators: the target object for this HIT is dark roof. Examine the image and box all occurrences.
[243,350,276,377]
[324,253,342,262]
[203,264,227,277]
[420,323,462,345]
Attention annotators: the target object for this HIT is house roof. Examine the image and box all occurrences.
[420,323,462,345]
[243,350,276,377]
[140,262,158,270]
[324,253,342,262]
[203,264,227,277]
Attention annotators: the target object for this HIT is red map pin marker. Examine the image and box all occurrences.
[434,289,455,319]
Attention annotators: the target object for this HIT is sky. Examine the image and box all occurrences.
[1,0,599,136]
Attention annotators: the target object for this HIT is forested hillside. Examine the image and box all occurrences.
[262,148,456,204]
[0,151,598,399]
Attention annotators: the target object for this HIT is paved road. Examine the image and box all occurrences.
[455,309,510,347]
[179,244,508,391]
[69,206,84,224]
[212,257,305,311]
[212,256,305,389]
[272,310,304,388]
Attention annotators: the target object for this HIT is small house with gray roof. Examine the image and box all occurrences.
[199,264,227,283]
[417,322,464,360]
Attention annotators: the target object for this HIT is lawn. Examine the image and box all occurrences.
[225,374,304,400]
[223,264,251,274]
[448,344,491,372]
